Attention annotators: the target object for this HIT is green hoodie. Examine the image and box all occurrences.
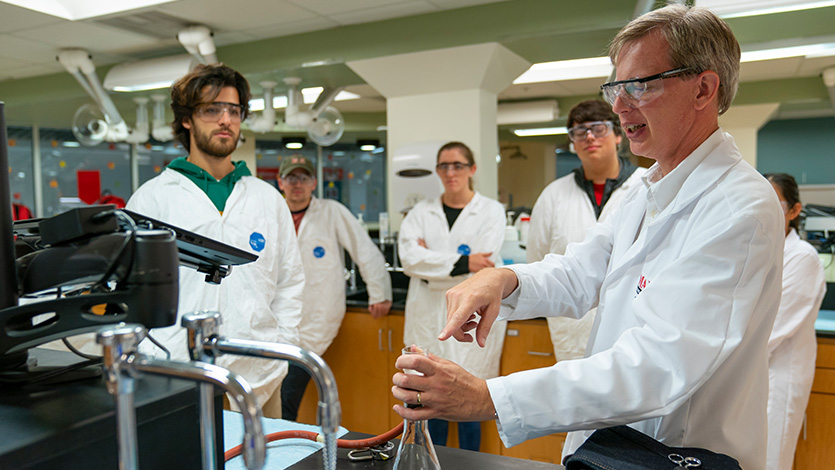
[166,157,252,213]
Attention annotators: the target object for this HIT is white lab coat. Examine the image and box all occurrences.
[487,130,784,470]
[399,192,507,379]
[527,167,645,361]
[126,168,305,407]
[766,228,826,470]
[296,197,392,356]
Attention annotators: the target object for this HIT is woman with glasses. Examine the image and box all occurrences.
[763,173,826,470]
[527,100,645,363]
[397,141,506,451]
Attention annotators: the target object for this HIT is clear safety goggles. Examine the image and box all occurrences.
[194,101,244,122]
[567,121,614,142]
[436,162,472,173]
[600,67,694,108]
[281,173,314,185]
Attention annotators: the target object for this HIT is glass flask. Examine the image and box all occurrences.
[393,346,441,470]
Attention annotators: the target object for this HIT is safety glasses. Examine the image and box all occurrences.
[436,162,472,173]
[194,101,244,122]
[281,174,314,185]
[600,67,694,107]
[567,121,614,142]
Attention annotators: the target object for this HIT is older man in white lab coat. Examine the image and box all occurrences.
[391,6,784,470]
[127,64,305,417]
[277,155,392,422]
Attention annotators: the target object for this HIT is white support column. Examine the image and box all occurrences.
[719,103,780,168]
[348,43,530,229]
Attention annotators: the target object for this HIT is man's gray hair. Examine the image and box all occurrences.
[608,4,740,115]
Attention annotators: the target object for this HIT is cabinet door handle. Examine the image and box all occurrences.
[388,329,393,352]
[378,329,383,351]
[527,351,553,357]
[803,412,807,440]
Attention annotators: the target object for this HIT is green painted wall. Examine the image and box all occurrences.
[757,117,835,185]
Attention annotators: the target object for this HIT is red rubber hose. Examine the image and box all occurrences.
[224,421,404,462]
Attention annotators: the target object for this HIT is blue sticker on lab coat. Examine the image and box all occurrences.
[313,246,326,258]
[249,232,266,252]
[457,244,471,255]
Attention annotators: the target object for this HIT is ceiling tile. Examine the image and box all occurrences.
[0,3,63,34]
[740,57,804,81]
[13,21,162,54]
[427,0,508,9]
[0,34,58,63]
[796,55,835,77]
[0,63,62,81]
[244,17,341,40]
[157,0,320,31]
[330,2,437,26]
[285,0,419,16]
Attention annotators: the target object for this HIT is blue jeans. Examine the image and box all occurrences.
[428,419,481,451]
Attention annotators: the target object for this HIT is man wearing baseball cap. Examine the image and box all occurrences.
[277,154,392,421]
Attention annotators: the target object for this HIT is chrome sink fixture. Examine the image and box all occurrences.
[96,323,265,470]
[181,311,341,470]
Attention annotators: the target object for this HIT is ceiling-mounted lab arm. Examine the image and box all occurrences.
[248,81,277,133]
[309,86,345,119]
[57,49,128,140]
[178,25,218,65]
[125,97,149,144]
[151,94,174,141]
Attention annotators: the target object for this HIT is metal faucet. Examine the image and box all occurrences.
[96,323,266,470]
[181,312,342,470]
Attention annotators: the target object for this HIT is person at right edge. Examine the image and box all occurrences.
[763,173,826,470]
[526,100,645,362]
[391,6,784,470]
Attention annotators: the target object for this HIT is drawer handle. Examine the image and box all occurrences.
[527,351,553,357]
[388,329,393,352]
[378,329,383,351]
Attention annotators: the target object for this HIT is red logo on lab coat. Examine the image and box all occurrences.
[635,275,650,296]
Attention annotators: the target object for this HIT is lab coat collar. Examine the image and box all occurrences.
[641,129,737,219]
[428,191,484,215]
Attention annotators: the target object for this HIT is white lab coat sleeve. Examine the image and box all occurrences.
[501,214,615,322]
[269,197,305,346]
[333,203,392,304]
[398,205,461,281]
[489,212,780,446]
[767,245,825,356]
[526,189,553,263]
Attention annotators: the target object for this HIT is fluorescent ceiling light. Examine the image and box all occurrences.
[513,127,568,137]
[0,0,176,21]
[514,57,612,85]
[741,42,835,61]
[696,0,835,18]
[248,88,360,112]
[62,141,80,147]
[285,142,303,150]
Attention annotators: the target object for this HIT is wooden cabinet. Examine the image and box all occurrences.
[296,309,404,435]
[794,336,835,468]
[494,319,566,464]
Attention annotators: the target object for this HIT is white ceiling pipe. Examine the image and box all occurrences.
[177,25,217,65]
[248,81,278,133]
[151,94,173,142]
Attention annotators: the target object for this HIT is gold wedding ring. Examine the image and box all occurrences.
[416,391,422,406]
